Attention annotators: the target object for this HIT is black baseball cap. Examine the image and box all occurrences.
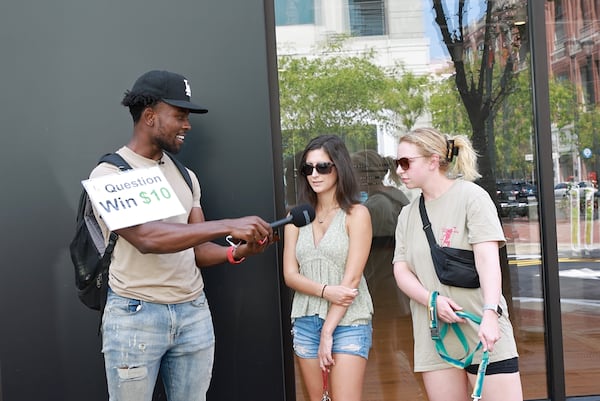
[130,70,208,114]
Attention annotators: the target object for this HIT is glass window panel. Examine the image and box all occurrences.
[349,0,385,36]
[276,0,599,399]
[546,0,600,397]
[275,0,315,26]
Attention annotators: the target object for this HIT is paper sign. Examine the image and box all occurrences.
[82,166,186,231]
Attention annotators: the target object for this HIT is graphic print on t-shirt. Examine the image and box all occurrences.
[440,227,458,247]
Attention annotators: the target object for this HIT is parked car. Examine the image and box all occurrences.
[554,181,596,199]
[496,180,528,217]
[578,181,597,198]
[553,182,569,198]
[515,181,537,203]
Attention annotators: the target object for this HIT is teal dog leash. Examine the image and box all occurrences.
[428,291,489,401]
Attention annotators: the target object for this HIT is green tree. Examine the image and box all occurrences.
[431,0,519,197]
[430,0,527,305]
[381,64,430,134]
[277,52,388,157]
[577,104,600,181]
[429,75,472,136]
[429,58,576,179]
[278,50,431,157]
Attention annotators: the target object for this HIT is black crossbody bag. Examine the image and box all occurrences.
[418,195,480,288]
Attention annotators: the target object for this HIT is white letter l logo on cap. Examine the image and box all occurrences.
[183,79,192,97]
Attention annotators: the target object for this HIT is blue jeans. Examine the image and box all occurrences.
[102,289,215,401]
[292,315,372,359]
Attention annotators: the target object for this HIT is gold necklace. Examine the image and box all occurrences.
[317,206,339,224]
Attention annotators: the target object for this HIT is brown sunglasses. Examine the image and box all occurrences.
[394,156,428,170]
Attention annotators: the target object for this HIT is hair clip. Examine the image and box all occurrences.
[446,139,459,162]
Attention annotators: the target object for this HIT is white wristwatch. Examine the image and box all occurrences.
[482,303,503,316]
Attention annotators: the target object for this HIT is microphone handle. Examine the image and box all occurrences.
[270,216,293,229]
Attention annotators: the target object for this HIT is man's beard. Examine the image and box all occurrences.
[156,135,181,154]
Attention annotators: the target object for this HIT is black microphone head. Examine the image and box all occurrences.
[289,204,316,227]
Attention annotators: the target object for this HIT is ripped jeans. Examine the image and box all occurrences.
[292,315,372,359]
[102,288,215,401]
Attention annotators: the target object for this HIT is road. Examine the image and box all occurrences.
[502,215,600,311]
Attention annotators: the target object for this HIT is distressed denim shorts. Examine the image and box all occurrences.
[292,315,372,360]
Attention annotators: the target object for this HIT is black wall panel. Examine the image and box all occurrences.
[0,1,289,400]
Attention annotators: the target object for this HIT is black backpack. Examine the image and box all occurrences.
[69,152,193,313]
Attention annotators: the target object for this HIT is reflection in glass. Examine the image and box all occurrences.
[276,0,600,399]
[545,0,600,397]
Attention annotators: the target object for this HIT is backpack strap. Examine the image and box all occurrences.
[93,153,131,325]
[163,151,193,192]
[99,153,132,171]
[96,153,132,251]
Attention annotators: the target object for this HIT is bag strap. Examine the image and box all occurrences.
[99,152,132,170]
[419,194,439,249]
[163,151,193,192]
[97,152,133,243]
[96,234,117,332]
[93,153,131,323]
[428,291,488,401]
[321,369,331,401]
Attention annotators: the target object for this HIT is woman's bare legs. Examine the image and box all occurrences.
[423,367,471,401]
[328,354,368,401]
[467,372,523,401]
[297,353,367,401]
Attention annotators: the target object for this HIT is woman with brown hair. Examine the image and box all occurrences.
[283,135,374,401]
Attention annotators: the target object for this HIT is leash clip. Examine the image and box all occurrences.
[430,326,440,340]
[428,294,440,340]
[429,306,440,339]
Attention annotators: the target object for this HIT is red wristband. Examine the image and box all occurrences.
[227,245,246,264]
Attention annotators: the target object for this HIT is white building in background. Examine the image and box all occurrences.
[275,0,431,72]
[274,0,443,155]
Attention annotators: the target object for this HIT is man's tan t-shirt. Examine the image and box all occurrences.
[90,146,204,304]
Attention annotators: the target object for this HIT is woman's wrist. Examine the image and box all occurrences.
[320,284,328,298]
[482,303,502,316]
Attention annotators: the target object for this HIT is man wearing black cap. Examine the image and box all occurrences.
[89,70,273,401]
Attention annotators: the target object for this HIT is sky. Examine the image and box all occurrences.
[423,0,486,59]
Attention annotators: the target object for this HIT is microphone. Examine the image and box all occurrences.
[270,204,315,229]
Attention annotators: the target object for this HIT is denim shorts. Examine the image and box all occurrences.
[292,315,372,360]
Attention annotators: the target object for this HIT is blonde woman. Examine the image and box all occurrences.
[392,127,523,401]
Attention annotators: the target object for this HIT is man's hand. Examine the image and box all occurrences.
[228,216,273,244]
[235,237,272,258]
